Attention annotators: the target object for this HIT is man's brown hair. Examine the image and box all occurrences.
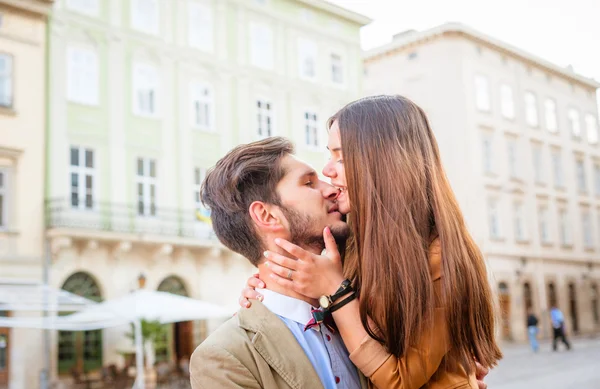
[201,137,294,265]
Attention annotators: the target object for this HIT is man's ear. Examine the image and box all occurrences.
[249,201,283,232]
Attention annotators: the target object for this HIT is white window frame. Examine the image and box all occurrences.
[194,167,206,212]
[188,1,214,53]
[131,0,159,35]
[559,209,572,246]
[474,74,491,112]
[136,158,158,217]
[568,108,581,138]
[66,0,99,16]
[544,98,558,133]
[551,149,564,188]
[506,138,518,179]
[249,22,274,70]
[69,146,96,211]
[481,132,493,174]
[190,82,214,131]
[256,98,274,139]
[576,158,587,193]
[513,201,526,242]
[132,63,159,117]
[330,53,344,85]
[488,198,502,239]
[0,53,14,108]
[67,46,99,106]
[303,110,319,149]
[582,210,594,249]
[594,163,600,196]
[500,84,515,119]
[539,206,550,244]
[0,168,10,229]
[524,91,539,127]
[532,143,544,184]
[585,113,599,145]
[297,38,318,81]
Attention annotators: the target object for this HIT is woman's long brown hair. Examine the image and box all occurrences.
[330,95,502,371]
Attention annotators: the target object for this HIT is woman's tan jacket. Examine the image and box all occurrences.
[349,238,479,389]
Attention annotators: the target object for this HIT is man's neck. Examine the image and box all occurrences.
[258,243,322,307]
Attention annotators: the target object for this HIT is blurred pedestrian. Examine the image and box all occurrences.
[526,308,539,352]
[550,305,571,351]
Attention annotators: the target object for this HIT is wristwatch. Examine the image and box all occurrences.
[319,279,352,310]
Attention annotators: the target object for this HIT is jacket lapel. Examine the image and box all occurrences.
[238,300,325,389]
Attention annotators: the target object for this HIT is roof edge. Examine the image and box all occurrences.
[296,0,372,26]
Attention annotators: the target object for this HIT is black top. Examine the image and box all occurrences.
[527,314,539,327]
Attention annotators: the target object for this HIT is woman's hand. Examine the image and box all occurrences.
[264,227,345,299]
[238,274,266,308]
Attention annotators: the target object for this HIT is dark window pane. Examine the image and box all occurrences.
[257,100,261,108]
[194,168,200,185]
[70,148,79,166]
[0,195,4,226]
[149,160,156,178]
[0,172,4,187]
[138,201,144,215]
[71,173,79,188]
[85,150,94,168]
[85,175,93,190]
[71,192,78,207]
[137,159,144,176]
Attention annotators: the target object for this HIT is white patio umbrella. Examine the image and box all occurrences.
[0,288,234,389]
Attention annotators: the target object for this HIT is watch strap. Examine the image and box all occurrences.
[329,292,356,313]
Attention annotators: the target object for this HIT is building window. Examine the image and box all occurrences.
[190,82,213,130]
[559,209,571,246]
[539,206,550,244]
[500,84,514,119]
[257,99,273,139]
[474,75,490,112]
[551,149,564,188]
[249,22,274,70]
[133,63,159,117]
[513,201,526,242]
[488,199,501,239]
[506,138,518,179]
[70,147,95,210]
[532,143,544,184]
[582,210,593,249]
[66,0,99,16]
[568,108,581,138]
[304,111,318,148]
[136,158,157,217]
[0,168,8,228]
[575,158,587,193]
[131,0,159,34]
[298,38,317,80]
[524,92,539,127]
[0,54,13,108]
[67,47,99,106]
[193,167,207,214]
[594,163,600,196]
[188,1,213,52]
[544,98,558,133]
[585,114,599,145]
[481,133,493,174]
[331,53,344,84]
[58,273,102,374]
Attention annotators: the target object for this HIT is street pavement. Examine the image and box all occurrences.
[486,336,600,389]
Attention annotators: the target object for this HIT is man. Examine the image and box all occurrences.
[190,137,367,389]
[550,305,571,351]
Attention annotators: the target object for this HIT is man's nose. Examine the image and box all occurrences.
[320,182,339,200]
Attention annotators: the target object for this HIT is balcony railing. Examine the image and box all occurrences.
[45,198,217,241]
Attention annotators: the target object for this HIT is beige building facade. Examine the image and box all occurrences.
[0,1,53,388]
[363,23,600,343]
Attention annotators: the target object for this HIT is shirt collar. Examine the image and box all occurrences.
[259,288,317,325]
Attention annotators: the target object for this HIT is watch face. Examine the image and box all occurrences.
[319,296,330,309]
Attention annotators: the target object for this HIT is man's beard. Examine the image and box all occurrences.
[280,206,351,252]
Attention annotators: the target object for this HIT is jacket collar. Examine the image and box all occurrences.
[237,300,325,389]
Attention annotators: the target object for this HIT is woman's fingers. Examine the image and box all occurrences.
[263,250,300,271]
[247,275,266,289]
[265,260,300,282]
[273,238,312,261]
[323,227,341,262]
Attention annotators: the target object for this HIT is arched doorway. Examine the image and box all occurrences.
[0,311,9,388]
[498,282,511,340]
[156,277,194,364]
[547,282,557,308]
[58,272,103,374]
[591,283,599,326]
[568,283,579,334]
[523,282,533,311]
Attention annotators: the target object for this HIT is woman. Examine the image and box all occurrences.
[242,95,502,388]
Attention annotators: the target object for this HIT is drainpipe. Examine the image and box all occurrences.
[41,5,53,389]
